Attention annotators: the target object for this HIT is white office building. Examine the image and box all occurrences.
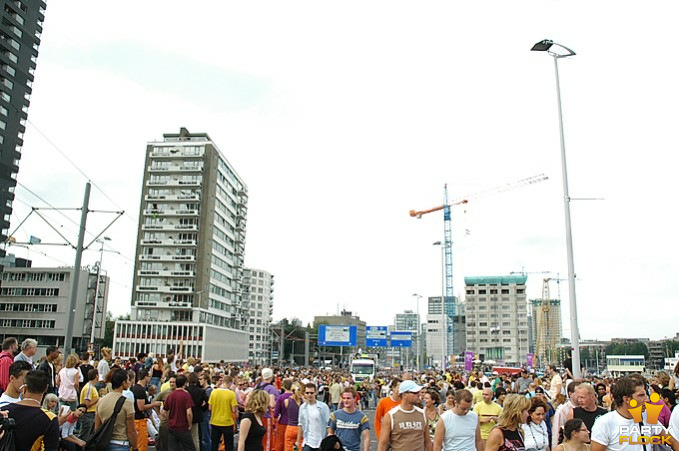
[243,268,274,365]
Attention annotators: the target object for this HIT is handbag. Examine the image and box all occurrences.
[85,395,127,451]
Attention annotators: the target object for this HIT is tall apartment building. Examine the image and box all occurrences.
[114,128,249,362]
[0,1,46,256]
[464,275,529,365]
[243,268,274,365]
[0,266,109,355]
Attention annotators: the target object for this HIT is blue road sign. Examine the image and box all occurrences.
[366,326,388,347]
[318,325,357,346]
[390,331,413,348]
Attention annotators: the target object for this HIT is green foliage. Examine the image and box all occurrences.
[605,342,649,359]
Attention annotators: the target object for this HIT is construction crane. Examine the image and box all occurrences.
[411,174,548,367]
[512,270,569,367]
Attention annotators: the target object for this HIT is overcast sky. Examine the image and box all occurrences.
[7,1,679,343]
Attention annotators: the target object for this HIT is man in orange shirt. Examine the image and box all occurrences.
[374,378,401,439]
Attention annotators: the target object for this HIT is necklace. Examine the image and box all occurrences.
[526,421,547,450]
[22,397,42,406]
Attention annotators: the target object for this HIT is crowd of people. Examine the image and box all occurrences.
[2,336,679,451]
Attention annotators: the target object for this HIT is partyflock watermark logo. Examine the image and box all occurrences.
[619,393,671,446]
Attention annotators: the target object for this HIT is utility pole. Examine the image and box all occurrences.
[304,332,310,367]
[65,182,91,356]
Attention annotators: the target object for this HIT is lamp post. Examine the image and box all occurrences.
[412,293,422,372]
[433,241,446,369]
[89,236,111,355]
[531,39,581,379]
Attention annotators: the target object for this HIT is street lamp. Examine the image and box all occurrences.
[89,236,111,354]
[531,39,581,379]
[412,294,422,372]
[433,241,447,370]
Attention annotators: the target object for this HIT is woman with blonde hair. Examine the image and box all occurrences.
[485,394,531,451]
[238,389,269,451]
[97,347,111,388]
[42,392,70,426]
[57,353,82,410]
[283,382,303,451]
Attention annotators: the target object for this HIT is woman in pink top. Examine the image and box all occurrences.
[57,354,82,410]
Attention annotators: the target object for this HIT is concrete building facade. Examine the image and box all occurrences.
[243,268,274,365]
[114,128,249,362]
[0,266,108,355]
[0,1,46,256]
[464,275,529,365]
[426,296,465,368]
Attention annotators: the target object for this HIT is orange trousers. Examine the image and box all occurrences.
[134,418,148,451]
[283,425,300,451]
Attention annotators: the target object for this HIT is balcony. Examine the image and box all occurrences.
[141,224,198,232]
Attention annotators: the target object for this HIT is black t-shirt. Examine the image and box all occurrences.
[573,406,608,438]
[242,412,265,451]
[79,363,94,382]
[131,383,149,420]
[186,385,206,424]
[4,403,60,451]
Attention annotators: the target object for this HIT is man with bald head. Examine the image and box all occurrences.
[472,387,502,448]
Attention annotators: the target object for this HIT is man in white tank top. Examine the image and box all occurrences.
[433,389,482,451]
[377,380,432,451]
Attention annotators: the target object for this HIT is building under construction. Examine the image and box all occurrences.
[529,278,563,367]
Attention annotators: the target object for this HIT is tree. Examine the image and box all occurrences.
[102,312,130,349]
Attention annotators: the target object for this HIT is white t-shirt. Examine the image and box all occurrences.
[440,409,478,451]
[304,403,324,448]
[522,421,549,451]
[668,407,679,442]
[591,410,665,451]
[0,392,19,407]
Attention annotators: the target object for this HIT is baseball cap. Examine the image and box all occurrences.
[535,386,545,394]
[398,380,424,394]
[262,368,274,380]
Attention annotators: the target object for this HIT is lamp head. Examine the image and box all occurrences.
[531,39,554,52]
[531,39,576,57]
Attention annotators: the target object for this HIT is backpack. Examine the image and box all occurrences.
[0,429,16,451]
[85,395,126,451]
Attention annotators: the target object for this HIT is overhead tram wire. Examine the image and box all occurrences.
[25,118,138,226]
[11,184,136,264]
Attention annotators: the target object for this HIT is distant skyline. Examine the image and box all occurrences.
[4,1,678,341]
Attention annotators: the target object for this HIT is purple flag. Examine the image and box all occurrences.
[465,351,474,371]
[526,353,534,370]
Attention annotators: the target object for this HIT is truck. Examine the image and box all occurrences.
[350,358,376,383]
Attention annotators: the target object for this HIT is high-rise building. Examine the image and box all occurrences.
[464,275,529,365]
[114,128,249,362]
[0,1,46,257]
[243,268,274,365]
[426,296,464,367]
[0,266,108,355]
[395,310,419,332]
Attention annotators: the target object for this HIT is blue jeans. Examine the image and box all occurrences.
[200,412,211,451]
[108,444,130,451]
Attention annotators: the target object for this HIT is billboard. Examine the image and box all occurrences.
[318,325,357,346]
[366,326,388,347]
[390,331,413,348]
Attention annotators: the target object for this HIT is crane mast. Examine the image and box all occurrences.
[443,185,454,367]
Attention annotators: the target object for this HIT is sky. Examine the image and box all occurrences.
[6,1,679,342]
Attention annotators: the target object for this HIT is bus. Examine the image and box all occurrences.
[350,358,376,383]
